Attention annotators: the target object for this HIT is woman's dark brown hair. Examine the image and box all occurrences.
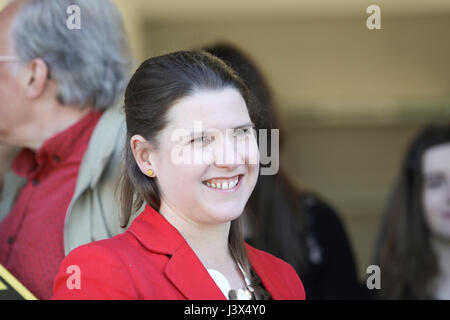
[118,50,270,299]
[373,123,450,299]
[203,43,310,275]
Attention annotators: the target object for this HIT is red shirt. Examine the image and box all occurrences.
[52,204,306,300]
[0,111,102,300]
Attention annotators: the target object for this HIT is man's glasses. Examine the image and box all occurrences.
[0,55,21,62]
[0,55,51,79]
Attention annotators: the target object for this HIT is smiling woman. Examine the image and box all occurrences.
[51,50,306,300]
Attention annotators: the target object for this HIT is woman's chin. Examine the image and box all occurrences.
[203,206,244,224]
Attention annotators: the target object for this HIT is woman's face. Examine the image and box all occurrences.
[422,142,450,241]
[148,87,259,225]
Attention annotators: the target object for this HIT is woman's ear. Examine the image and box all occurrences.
[130,134,157,177]
[24,58,49,99]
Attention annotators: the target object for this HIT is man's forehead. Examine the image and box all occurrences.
[0,1,20,50]
[0,0,22,23]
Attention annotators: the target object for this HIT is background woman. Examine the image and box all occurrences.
[373,124,450,299]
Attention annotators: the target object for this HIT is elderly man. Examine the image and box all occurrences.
[0,0,134,299]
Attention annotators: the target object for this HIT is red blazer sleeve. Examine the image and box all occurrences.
[52,243,138,300]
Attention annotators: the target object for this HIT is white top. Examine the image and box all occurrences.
[207,263,254,300]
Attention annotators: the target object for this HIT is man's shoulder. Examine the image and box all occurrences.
[76,104,125,177]
[63,105,127,253]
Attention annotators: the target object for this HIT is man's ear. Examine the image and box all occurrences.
[24,58,49,100]
[130,134,157,177]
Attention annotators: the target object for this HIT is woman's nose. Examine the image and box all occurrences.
[214,136,242,167]
[446,182,450,205]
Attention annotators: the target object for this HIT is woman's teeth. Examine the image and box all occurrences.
[204,177,239,190]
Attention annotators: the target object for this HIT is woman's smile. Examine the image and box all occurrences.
[202,174,244,193]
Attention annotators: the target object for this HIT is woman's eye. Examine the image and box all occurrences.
[425,178,445,189]
[233,128,251,137]
[191,135,212,145]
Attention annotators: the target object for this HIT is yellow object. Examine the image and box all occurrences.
[147,169,153,176]
[0,264,38,300]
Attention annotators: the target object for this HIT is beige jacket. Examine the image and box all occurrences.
[0,104,132,255]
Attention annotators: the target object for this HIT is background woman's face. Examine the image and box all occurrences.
[422,142,450,241]
[151,87,260,225]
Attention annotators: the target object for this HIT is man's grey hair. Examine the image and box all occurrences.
[10,0,134,110]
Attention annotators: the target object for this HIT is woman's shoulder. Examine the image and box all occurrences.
[66,233,131,262]
[60,228,152,278]
[52,233,140,299]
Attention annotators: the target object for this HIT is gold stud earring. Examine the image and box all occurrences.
[147,169,153,177]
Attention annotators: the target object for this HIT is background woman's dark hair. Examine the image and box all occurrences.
[203,43,310,275]
[373,123,450,299]
[119,50,270,299]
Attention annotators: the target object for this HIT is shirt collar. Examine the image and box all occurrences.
[12,111,102,179]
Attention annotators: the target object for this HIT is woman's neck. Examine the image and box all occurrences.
[430,235,450,299]
[159,201,233,269]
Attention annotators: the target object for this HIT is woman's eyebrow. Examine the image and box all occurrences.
[186,122,255,136]
[232,122,254,129]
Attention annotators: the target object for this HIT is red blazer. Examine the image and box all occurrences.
[52,205,305,300]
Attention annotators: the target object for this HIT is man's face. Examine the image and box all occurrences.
[0,2,33,146]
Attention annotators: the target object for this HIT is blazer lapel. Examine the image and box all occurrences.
[164,241,226,300]
[128,205,225,299]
